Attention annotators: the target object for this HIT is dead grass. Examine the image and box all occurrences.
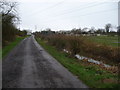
[39,34,120,65]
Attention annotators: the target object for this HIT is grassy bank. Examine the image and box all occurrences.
[36,37,119,88]
[0,48,2,59]
[36,34,119,65]
[2,36,26,58]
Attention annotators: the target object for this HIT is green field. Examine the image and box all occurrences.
[85,36,119,47]
[2,36,26,58]
[36,37,119,88]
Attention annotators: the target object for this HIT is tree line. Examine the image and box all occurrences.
[36,24,118,36]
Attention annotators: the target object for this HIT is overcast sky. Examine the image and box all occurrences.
[17,0,119,32]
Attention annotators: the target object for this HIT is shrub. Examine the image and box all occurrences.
[36,34,119,65]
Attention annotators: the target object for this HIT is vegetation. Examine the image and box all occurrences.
[35,33,119,65]
[2,36,26,58]
[0,0,27,47]
[105,23,112,33]
[0,48,2,59]
[36,37,119,88]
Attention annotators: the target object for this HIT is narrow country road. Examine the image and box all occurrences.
[2,36,88,88]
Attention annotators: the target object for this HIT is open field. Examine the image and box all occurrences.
[2,36,26,58]
[85,36,119,48]
[36,37,119,88]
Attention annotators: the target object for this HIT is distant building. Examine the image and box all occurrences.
[96,34,101,36]
[41,30,55,35]
[26,30,32,35]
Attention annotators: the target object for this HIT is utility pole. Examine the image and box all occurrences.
[118,1,120,33]
[118,1,120,85]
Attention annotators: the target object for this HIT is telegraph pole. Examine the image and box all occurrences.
[118,1,120,85]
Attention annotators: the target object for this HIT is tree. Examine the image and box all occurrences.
[1,0,19,46]
[16,30,27,36]
[78,27,82,33]
[45,28,51,31]
[105,23,112,33]
[0,0,18,15]
[95,28,104,34]
[82,27,88,34]
[88,27,95,34]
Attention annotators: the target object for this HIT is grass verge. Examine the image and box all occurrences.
[2,36,26,58]
[36,37,119,88]
[0,48,2,59]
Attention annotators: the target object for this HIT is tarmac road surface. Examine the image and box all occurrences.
[2,35,88,88]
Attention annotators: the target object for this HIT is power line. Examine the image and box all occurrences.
[51,2,107,18]
[24,0,65,17]
[49,1,104,16]
[25,0,103,18]
[42,7,118,23]
[39,1,118,23]
[21,1,118,29]
[27,1,108,20]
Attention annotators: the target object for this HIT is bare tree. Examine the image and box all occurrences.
[89,27,95,34]
[1,0,20,26]
[1,0,20,46]
[46,28,51,31]
[105,23,112,33]
[0,0,18,15]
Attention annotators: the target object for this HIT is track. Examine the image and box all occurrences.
[2,36,88,88]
